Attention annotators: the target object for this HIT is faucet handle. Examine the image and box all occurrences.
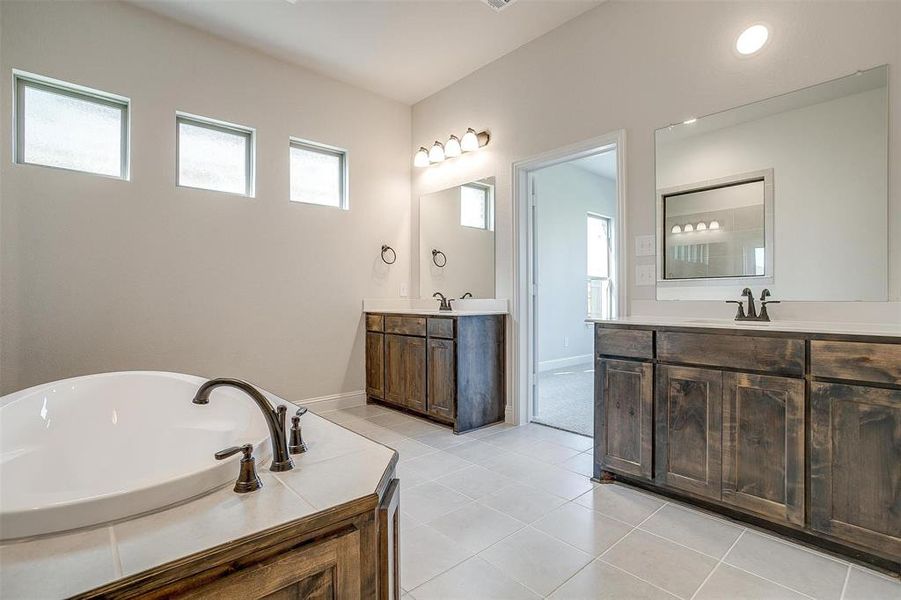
[725,300,746,319]
[289,414,308,454]
[215,444,263,493]
[760,288,772,301]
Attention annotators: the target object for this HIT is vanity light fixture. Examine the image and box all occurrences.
[696,222,707,231]
[671,225,682,234]
[413,147,430,168]
[683,223,694,232]
[709,220,721,230]
[413,128,491,167]
[428,141,445,164]
[445,135,462,158]
[736,24,769,56]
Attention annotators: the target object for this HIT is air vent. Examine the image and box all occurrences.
[481,0,518,12]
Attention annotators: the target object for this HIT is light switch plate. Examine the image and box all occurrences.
[636,264,656,286]
[635,235,655,257]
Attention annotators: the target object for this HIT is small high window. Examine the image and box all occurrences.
[177,113,254,196]
[14,71,129,179]
[460,183,492,229]
[289,139,347,208]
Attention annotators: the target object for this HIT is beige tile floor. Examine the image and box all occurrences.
[320,405,901,600]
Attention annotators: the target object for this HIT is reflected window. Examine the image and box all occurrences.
[15,72,129,179]
[461,184,491,229]
[177,114,254,196]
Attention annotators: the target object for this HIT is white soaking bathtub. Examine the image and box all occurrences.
[0,371,272,540]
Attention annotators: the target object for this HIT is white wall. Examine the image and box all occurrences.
[0,1,412,397]
[534,163,615,367]
[657,87,888,301]
[419,185,495,299]
[411,1,901,325]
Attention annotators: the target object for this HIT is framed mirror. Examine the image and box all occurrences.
[419,177,495,299]
[655,65,888,301]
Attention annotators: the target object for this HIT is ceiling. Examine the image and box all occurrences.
[130,0,602,105]
[572,150,616,180]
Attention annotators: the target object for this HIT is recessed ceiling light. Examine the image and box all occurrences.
[736,24,769,56]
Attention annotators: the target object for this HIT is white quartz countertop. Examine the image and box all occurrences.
[0,410,396,599]
[362,297,508,316]
[369,308,507,316]
[586,315,901,338]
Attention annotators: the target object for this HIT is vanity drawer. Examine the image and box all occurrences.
[811,340,901,385]
[427,317,455,339]
[366,314,384,332]
[657,332,804,376]
[384,315,427,336]
[595,327,653,359]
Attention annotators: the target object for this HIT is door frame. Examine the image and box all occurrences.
[511,130,628,427]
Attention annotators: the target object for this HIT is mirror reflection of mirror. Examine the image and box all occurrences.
[419,177,495,299]
[655,65,888,301]
[662,171,771,280]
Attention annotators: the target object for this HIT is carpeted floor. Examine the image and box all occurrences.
[532,362,594,437]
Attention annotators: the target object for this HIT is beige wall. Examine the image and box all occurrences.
[412,1,901,322]
[0,1,412,397]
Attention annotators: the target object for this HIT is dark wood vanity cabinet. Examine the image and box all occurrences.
[594,323,901,572]
[366,313,505,433]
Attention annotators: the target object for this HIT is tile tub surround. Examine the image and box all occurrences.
[0,411,396,599]
[317,407,901,599]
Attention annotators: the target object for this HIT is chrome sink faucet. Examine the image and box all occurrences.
[726,288,779,322]
[192,378,294,472]
[433,292,454,311]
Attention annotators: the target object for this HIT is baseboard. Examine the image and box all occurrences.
[537,354,593,373]
[298,390,366,413]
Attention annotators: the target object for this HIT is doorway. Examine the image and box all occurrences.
[512,132,626,437]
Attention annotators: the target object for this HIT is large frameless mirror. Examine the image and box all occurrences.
[655,65,888,301]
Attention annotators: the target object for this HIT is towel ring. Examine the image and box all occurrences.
[432,249,447,268]
[380,245,397,265]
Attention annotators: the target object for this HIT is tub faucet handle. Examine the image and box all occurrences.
[215,444,263,493]
[289,408,308,454]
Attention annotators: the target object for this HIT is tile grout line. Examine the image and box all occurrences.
[594,558,683,599]
[688,529,745,600]
[597,501,669,560]
[838,564,852,600]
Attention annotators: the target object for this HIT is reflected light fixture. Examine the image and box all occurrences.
[683,223,694,232]
[696,222,707,231]
[683,118,697,125]
[428,141,445,164]
[413,147,430,168]
[671,225,682,234]
[709,220,720,230]
[736,24,769,56]
[445,135,462,158]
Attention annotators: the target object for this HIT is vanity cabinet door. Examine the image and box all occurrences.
[595,358,653,480]
[655,365,723,500]
[180,529,362,599]
[810,382,901,558]
[366,332,385,399]
[404,337,427,412]
[427,338,455,421]
[722,373,805,525]
[384,335,427,412]
[384,335,406,406]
